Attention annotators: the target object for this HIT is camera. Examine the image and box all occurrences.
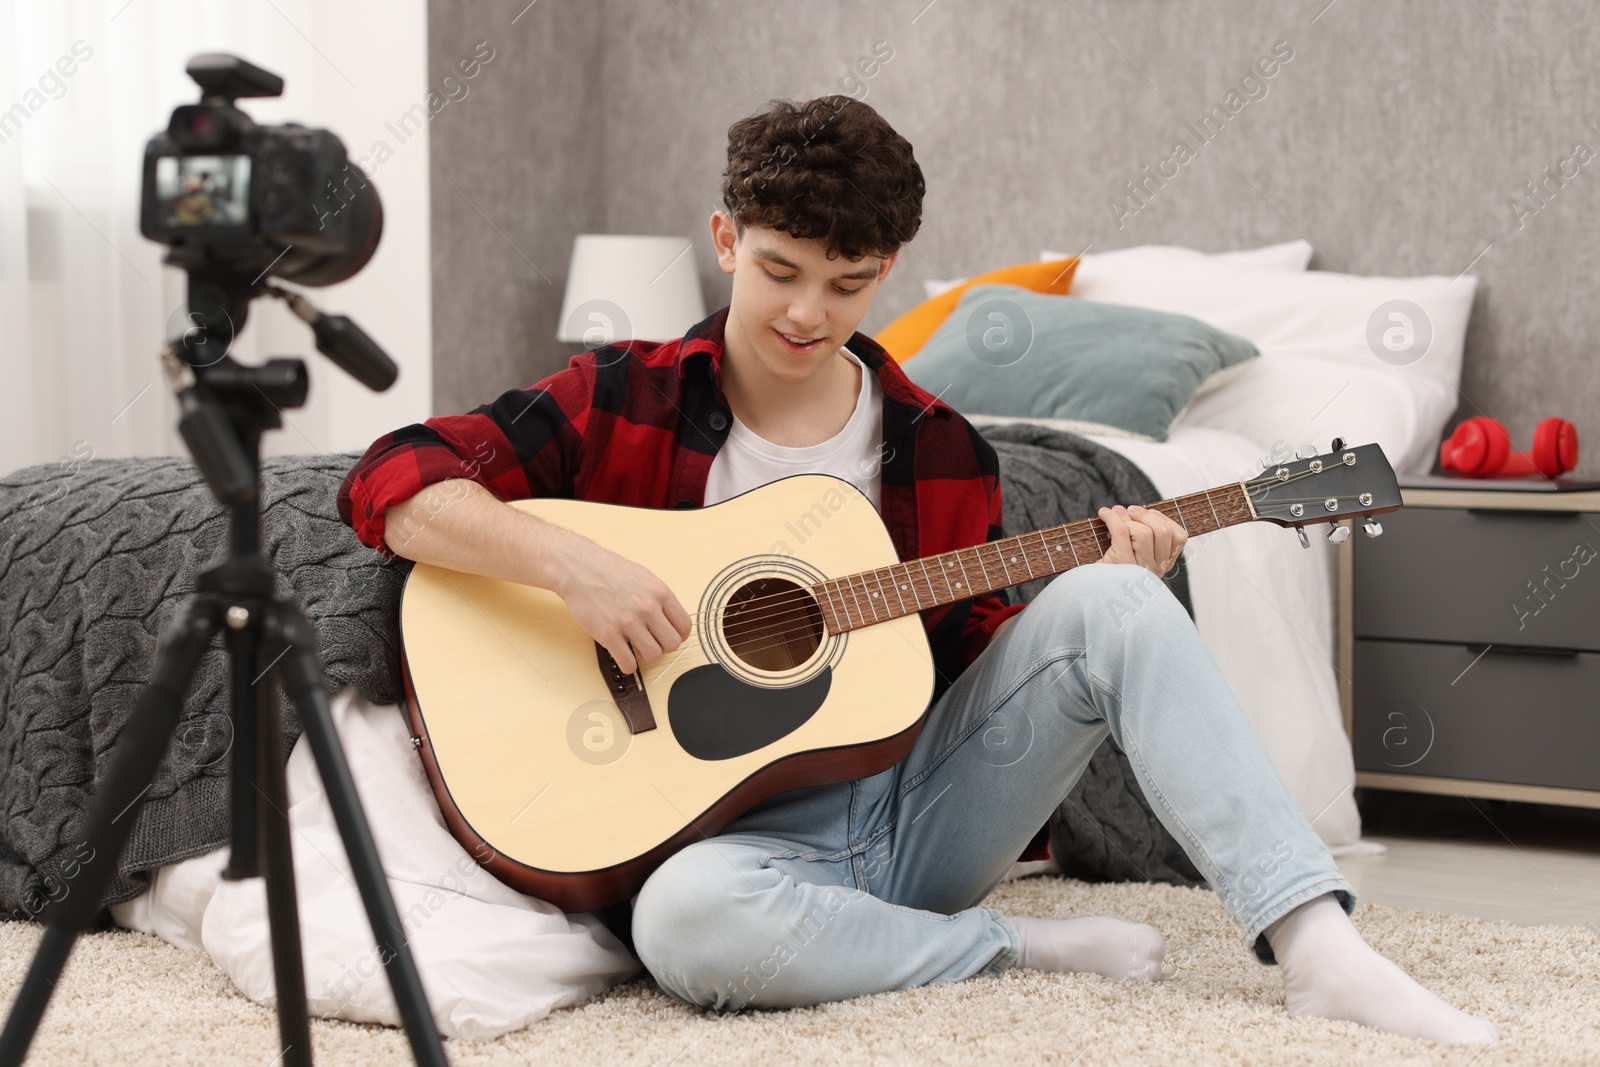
[137,50,396,477]
[140,53,382,291]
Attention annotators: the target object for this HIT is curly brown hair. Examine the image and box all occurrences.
[721,95,924,262]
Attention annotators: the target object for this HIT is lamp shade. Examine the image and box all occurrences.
[556,234,707,344]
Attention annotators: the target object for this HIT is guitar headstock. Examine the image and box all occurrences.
[1246,440,1402,545]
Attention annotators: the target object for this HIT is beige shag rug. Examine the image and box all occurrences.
[3,875,1596,1066]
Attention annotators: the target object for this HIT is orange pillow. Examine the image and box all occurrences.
[876,257,1079,363]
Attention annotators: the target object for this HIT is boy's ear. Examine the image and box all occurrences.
[710,211,738,274]
[874,249,899,287]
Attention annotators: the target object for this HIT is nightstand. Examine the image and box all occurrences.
[1337,482,1600,809]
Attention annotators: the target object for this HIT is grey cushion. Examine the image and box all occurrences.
[902,284,1259,441]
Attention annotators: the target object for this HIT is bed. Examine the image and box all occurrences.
[927,237,1481,865]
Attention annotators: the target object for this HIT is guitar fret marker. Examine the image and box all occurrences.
[889,570,909,616]
[862,574,882,619]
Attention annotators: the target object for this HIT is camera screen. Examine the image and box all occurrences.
[154,155,251,228]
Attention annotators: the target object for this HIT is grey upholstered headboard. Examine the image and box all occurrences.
[424,0,1599,476]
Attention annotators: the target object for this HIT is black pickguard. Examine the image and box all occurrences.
[668,664,832,761]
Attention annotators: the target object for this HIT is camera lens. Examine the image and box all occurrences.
[279,177,382,286]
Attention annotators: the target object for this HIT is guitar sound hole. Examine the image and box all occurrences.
[722,577,823,671]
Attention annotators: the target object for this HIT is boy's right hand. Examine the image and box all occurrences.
[549,532,693,675]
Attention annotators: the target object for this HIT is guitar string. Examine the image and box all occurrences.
[663,520,1125,648]
[599,526,1122,683]
[621,464,1343,665]
[563,464,1358,679]
[657,462,1336,637]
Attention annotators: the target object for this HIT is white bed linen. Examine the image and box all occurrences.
[969,414,1375,854]
[110,685,640,1040]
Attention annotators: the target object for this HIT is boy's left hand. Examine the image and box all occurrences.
[1097,504,1187,577]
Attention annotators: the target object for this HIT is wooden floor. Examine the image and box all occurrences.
[1335,789,1600,934]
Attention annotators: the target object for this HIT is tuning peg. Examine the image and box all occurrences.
[1296,444,1319,460]
[1258,454,1273,471]
[1296,527,1310,549]
[1331,437,1346,452]
[1327,523,1351,544]
[1363,520,1383,538]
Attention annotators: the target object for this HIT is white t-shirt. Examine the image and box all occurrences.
[703,346,884,511]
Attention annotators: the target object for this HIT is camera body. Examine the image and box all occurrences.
[140,54,381,290]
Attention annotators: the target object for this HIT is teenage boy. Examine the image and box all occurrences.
[339,95,1496,1045]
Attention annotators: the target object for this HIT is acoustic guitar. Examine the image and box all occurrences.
[396,439,1401,911]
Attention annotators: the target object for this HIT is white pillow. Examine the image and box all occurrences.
[199,687,639,1040]
[1024,246,1474,475]
[1172,354,1423,476]
[920,240,1312,301]
[1211,239,1315,270]
[1041,239,1315,275]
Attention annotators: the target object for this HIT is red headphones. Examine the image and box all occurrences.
[1439,416,1580,478]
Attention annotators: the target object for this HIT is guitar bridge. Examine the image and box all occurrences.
[596,642,657,734]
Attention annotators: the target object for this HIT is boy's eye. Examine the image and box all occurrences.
[765,270,862,295]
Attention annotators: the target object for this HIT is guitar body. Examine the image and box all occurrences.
[398,474,936,912]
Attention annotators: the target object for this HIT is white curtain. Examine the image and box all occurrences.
[0,0,431,478]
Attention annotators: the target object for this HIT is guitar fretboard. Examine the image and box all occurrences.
[813,482,1255,633]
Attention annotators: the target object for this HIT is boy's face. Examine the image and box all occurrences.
[710,211,897,386]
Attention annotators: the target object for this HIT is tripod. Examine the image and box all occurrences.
[0,329,449,1065]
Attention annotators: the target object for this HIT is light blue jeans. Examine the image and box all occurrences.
[631,563,1355,1010]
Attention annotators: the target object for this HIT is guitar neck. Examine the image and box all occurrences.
[814,481,1256,634]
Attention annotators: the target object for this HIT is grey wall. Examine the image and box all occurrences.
[428,0,1600,475]
[426,0,605,419]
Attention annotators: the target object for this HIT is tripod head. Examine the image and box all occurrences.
[166,280,397,506]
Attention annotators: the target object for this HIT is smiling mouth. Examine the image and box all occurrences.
[773,328,825,351]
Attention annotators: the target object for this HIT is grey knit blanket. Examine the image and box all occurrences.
[0,452,408,920]
[0,429,1198,924]
[979,422,1202,887]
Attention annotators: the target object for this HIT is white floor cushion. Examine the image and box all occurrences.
[112,685,640,1040]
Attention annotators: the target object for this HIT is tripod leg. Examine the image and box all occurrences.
[260,606,449,1067]
[0,598,223,1067]
[243,649,313,1067]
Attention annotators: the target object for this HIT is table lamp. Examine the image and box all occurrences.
[556,234,707,346]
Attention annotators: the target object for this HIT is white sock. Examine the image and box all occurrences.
[1009,914,1166,981]
[1264,892,1499,1045]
